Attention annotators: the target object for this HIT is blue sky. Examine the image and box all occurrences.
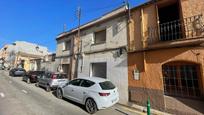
[0,0,147,52]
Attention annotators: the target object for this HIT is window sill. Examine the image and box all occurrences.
[91,42,106,46]
[62,50,71,52]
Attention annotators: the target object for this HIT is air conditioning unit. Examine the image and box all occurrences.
[115,48,123,57]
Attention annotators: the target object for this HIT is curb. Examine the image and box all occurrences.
[117,103,172,115]
[116,104,146,115]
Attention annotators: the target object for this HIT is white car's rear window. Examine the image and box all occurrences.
[99,81,115,90]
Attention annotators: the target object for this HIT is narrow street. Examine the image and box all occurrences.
[0,70,141,115]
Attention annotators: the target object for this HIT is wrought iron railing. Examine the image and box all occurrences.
[148,14,204,44]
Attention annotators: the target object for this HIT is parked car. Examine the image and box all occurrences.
[36,72,68,92]
[22,71,45,83]
[0,65,5,70]
[56,76,119,114]
[9,68,26,76]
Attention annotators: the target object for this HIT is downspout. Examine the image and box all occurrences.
[141,8,146,71]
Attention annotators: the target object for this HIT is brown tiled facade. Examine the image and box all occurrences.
[128,0,204,114]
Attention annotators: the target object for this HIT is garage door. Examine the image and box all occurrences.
[91,62,107,78]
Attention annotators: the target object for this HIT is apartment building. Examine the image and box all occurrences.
[128,0,204,114]
[0,41,48,71]
[56,6,129,104]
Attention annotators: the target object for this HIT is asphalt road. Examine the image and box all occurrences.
[0,70,141,115]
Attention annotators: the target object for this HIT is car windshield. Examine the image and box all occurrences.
[35,71,44,75]
[99,81,115,90]
[18,68,25,71]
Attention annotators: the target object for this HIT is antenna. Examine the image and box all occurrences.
[63,24,67,32]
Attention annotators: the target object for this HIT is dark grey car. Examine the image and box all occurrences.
[9,68,26,76]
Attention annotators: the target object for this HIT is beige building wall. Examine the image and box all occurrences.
[128,0,204,113]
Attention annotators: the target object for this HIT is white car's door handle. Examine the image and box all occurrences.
[83,92,86,94]
[71,89,74,92]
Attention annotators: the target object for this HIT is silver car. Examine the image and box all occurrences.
[36,72,68,92]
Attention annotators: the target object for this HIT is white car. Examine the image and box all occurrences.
[56,76,119,114]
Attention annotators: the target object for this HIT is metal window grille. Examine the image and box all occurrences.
[162,63,200,98]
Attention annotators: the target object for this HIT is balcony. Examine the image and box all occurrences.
[148,14,204,47]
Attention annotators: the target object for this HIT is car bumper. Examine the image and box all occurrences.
[30,78,38,83]
[96,96,119,110]
[50,85,58,89]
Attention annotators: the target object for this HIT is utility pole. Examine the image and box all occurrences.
[77,7,83,72]
[74,6,81,79]
[77,6,81,53]
[124,0,131,22]
[77,6,83,73]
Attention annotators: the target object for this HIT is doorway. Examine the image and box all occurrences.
[158,0,182,41]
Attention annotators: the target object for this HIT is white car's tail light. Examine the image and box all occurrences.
[99,92,110,96]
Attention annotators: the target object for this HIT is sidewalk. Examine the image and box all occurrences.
[114,104,146,115]
[117,103,171,115]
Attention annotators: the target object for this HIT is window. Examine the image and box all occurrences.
[99,81,115,90]
[94,29,106,44]
[69,79,82,86]
[162,62,201,98]
[45,73,52,78]
[64,40,71,51]
[80,80,95,87]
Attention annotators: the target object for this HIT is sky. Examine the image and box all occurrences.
[0,0,147,52]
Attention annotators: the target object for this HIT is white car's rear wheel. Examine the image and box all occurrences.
[56,89,63,99]
[85,98,97,114]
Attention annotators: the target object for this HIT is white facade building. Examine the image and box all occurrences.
[78,8,128,105]
[56,6,129,105]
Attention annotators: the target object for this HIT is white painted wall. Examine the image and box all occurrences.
[81,15,128,53]
[77,15,129,105]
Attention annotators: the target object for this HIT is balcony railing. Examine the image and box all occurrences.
[148,14,204,44]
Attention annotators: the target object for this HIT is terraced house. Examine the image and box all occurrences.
[56,30,76,79]
[128,0,204,114]
[56,6,129,104]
